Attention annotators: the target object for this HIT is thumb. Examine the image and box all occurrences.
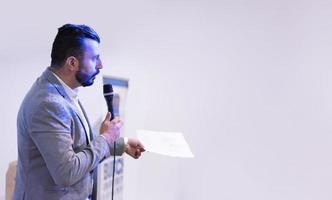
[104,112,111,122]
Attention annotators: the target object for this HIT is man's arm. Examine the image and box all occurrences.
[29,100,120,187]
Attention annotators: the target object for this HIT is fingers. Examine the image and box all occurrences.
[111,118,122,130]
[128,149,141,159]
[134,150,141,159]
[125,139,145,159]
[128,139,145,151]
[105,113,122,129]
[137,142,145,152]
[104,113,121,125]
[133,140,145,152]
[100,113,122,143]
[135,144,145,152]
[104,112,112,122]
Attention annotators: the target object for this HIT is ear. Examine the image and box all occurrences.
[65,56,80,71]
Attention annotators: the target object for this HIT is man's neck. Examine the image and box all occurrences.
[50,66,80,89]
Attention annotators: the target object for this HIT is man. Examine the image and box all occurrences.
[13,24,145,200]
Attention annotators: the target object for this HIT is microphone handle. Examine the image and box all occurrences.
[105,95,115,121]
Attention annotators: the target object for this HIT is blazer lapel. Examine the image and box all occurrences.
[72,103,91,144]
[78,100,94,141]
[43,67,92,144]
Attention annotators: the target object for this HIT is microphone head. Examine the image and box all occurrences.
[103,84,113,95]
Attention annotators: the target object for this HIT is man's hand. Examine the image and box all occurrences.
[100,112,122,143]
[125,138,145,159]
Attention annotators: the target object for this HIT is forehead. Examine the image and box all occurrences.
[81,38,99,56]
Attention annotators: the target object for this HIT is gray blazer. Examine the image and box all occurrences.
[13,67,124,200]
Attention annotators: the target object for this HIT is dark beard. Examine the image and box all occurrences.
[75,68,100,87]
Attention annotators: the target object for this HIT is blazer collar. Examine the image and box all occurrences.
[42,67,92,142]
[42,67,71,100]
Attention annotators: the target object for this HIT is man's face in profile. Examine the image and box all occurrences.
[75,38,102,87]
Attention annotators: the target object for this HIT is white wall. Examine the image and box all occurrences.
[1,0,332,199]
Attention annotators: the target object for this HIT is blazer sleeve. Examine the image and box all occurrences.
[91,136,125,158]
[29,98,119,187]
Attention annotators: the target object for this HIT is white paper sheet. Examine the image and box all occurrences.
[137,129,194,158]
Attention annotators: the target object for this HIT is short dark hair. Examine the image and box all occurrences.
[50,24,100,66]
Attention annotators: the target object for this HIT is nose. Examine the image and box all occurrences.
[96,59,103,69]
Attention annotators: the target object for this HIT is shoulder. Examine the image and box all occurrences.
[23,79,71,117]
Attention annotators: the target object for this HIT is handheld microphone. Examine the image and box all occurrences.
[103,83,117,200]
[103,84,115,121]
